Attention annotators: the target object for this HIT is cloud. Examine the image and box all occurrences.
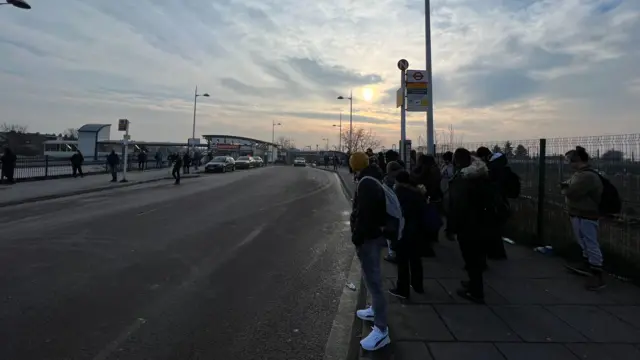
[0,0,638,149]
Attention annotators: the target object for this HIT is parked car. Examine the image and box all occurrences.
[293,157,306,167]
[235,156,254,169]
[253,157,264,167]
[205,156,235,173]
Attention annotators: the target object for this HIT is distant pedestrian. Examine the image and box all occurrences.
[562,146,607,290]
[106,150,119,182]
[0,147,17,184]
[182,153,191,174]
[193,151,202,170]
[155,151,163,168]
[137,151,147,171]
[349,151,391,351]
[70,150,84,178]
[332,155,338,170]
[412,155,441,255]
[388,171,427,299]
[173,154,183,185]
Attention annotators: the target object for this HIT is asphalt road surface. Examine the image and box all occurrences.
[0,166,355,360]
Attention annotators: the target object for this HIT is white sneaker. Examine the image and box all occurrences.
[356,306,374,321]
[360,326,390,351]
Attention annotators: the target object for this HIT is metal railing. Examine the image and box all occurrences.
[2,155,183,181]
[436,134,640,275]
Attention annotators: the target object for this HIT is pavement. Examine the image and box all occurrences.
[328,167,640,360]
[0,167,201,207]
[0,166,355,360]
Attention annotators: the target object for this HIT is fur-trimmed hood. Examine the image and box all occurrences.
[458,156,489,179]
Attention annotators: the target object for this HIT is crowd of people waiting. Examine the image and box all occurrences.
[347,145,613,352]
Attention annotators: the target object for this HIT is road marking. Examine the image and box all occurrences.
[136,208,158,216]
[91,317,147,360]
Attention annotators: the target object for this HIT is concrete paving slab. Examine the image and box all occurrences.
[486,278,563,305]
[428,343,505,360]
[600,306,640,330]
[546,305,640,343]
[393,342,433,360]
[491,305,587,342]
[496,343,579,360]
[388,304,454,341]
[438,278,508,305]
[565,343,640,360]
[434,305,520,342]
[384,278,454,304]
[531,278,620,305]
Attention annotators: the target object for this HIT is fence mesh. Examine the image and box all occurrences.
[435,134,640,274]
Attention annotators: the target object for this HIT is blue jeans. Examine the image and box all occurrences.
[570,217,603,267]
[356,237,387,330]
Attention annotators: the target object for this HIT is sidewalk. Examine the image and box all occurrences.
[328,168,640,360]
[0,168,200,207]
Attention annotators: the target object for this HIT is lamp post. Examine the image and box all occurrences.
[0,0,31,9]
[322,138,329,151]
[192,85,209,152]
[425,0,435,154]
[332,111,342,152]
[337,91,352,154]
[271,121,281,164]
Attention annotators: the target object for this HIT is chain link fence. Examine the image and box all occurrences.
[436,134,640,276]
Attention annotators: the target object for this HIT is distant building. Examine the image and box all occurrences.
[0,131,57,156]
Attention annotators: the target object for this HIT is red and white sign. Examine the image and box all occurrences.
[406,70,428,84]
[214,144,240,150]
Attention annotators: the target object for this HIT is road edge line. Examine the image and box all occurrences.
[0,174,200,208]
[321,167,366,360]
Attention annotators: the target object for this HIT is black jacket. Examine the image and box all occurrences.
[106,152,119,166]
[394,183,428,249]
[350,164,386,247]
[412,165,442,201]
[447,159,493,233]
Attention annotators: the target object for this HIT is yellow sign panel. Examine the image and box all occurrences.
[396,88,403,108]
[406,82,428,89]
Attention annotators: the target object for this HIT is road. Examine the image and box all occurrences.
[0,166,355,360]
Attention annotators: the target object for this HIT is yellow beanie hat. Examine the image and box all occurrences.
[349,152,369,172]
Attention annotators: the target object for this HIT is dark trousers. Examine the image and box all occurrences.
[396,247,424,295]
[109,165,117,181]
[172,167,181,184]
[183,165,190,174]
[458,231,487,297]
[72,164,83,177]
[138,161,145,170]
[486,224,507,259]
[1,168,15,183]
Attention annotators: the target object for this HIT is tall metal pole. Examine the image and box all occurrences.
[349,90,353,153]
[425,0,435,154]
[272,121,275,144]
[192,85,198,153]
[400,69,407,169]
[339,112,342,152]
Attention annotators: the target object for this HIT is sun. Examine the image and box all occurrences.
[362,87,374,102]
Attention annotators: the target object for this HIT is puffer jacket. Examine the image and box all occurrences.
[445,157,493,233]
[562,166,602,219]
[394,182,428,249]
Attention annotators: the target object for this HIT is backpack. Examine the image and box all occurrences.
[503,167,521,199]
[585,169,622,216]
[359,176,405,242]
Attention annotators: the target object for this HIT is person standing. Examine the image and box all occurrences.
[448,148,493,303]
[172,154,183,185]
[70,150,84,178]
[0,147,17,184]
[182,152,191,174]
[562,146,606,290]
[106,150,119,182]
[382,161,404,263]
[350,152,391,351]
[155,151,163,168]
[388,171,426,299]
[440,151,456,241]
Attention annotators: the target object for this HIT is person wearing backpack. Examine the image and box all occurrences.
[485,152,521,260]
[448,148,493,304]
[562,146,608,290]
[349,151,393,351]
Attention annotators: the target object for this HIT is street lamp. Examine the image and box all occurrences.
[271,121,281,144]
[322,138,329,151]
[333,111,342,152]
[192,85,209,152]
[337,91,353,154]
[0,0,31,9]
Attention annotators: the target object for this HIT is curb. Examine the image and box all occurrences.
[317,167,366,360]
[0,174,200,208]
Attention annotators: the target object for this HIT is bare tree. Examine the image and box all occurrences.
[340,127,382,153]
[62,128,79,140]
[275,136,296,149]
[0,123,28,133]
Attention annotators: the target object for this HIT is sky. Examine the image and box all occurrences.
[0,0,638,149]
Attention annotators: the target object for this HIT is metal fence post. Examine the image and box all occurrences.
[536,138,547,245]
[44,155,49,179]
